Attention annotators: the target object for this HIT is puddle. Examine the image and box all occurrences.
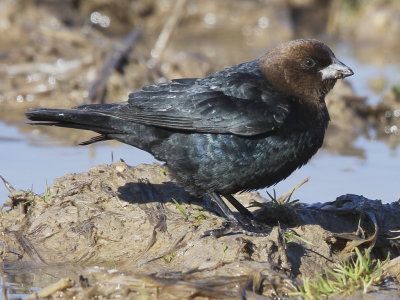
[2,264,81,300]
[335,45,400,106]
[2,267,38,299]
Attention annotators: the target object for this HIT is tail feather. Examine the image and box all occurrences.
[79,135,110,145]
[26,107,162,150]
[26,108,122,134]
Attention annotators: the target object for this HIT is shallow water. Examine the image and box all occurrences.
[335,44,400,105]
[2,267,38,299]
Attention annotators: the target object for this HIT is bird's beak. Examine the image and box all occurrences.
[320,57,354,80]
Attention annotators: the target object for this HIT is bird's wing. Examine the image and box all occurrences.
[77,61,290,136]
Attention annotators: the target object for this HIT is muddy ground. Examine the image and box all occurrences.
[1,0,400,299]
[1,162,400,299]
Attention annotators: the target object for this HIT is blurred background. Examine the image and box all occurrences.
[0,0,399,204]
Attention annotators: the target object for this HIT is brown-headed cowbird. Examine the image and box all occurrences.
[26,39,353,236]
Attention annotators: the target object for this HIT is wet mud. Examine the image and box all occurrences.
[1,162,400,299]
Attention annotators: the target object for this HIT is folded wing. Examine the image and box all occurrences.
[76,60,290,136]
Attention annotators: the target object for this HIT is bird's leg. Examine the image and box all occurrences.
[222,194,254,220]
[208,192,241,223]
[201,192,270,238]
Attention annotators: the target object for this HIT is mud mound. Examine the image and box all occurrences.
[1,162,400,299]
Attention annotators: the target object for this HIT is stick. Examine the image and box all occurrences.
[0,175,16,194]
[277,177,310,204]
[149,0,187,62]
[24,278,74,300]
[85,28,143,104]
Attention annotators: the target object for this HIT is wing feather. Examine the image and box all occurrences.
[76,60,290,136]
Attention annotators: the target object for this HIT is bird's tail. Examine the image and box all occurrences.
[26,107,125,145]
[26,108,124,133]
[26,104,169,149]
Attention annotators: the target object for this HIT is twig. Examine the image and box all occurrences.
[0,175,16,194]
[85,28,143,104]
[0,57,92,76]
[277,222,292,273]
[149,0,187,63]
[5,231,47,264]
[24,278,74,300]
[277,177,310,204]
[145,233,187,263]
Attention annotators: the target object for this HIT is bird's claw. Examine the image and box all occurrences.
[201,220,271,238]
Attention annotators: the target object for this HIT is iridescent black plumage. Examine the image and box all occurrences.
[26,39,353,235]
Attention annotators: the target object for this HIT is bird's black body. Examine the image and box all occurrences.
[26,39,353,236]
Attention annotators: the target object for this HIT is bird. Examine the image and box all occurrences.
[26,39,353,236]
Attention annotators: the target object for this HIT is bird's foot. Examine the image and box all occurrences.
[201,219,271,238]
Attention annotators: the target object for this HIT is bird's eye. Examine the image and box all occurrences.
[303,58,316,68]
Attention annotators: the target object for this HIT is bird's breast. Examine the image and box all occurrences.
[165,121,326,194]
[160,103,329,195]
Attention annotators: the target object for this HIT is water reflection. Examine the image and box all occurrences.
[2,264,83,299]
[3,266,38,299]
